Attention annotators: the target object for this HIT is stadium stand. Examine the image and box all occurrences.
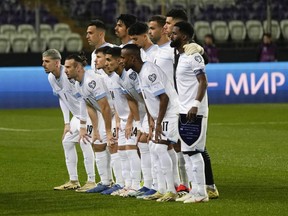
[0,24,17,36]
[194,21,212,42]
[65,33,83,52]
[228,20,246,42]
[40,24,53,36]
[211,21,230,42]
[263,20,281,40]
[54,23,71,36]
[10,34,29,53]
[18,24,36,37]
[0,0,287,62]
[246,20,264,42]
[0,35,11,53]
[29,35,47,53]
[280,19,288,40]
[47,34,65,52]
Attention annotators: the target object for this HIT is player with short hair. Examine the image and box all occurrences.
[170,21,209,203]
[86,19,113,70]
[102,47,143,197]
[121,44,179,202]
[64,52,115,193]
[115,14,137,47]
[93,46,125,194]
[42,49,96,192]
[164,9,219,199]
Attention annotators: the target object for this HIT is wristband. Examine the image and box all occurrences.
[80,123,86,129]
[192,100,201,108]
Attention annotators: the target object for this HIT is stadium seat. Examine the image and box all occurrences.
[17,24,35,37]
[47,34,65,52]
[0,35,11,53]
[211,21,229,42]
[65,33,83,52]
[228,20,246,42]
[40,24,53,36]
[263,20,281,40]
[246,20,263,42]
[0,24,17,36]
[54,23,71,36]
[193,21,212,42]
[280,19,288,40]
[29,35,47,53]
[10,34,29,53]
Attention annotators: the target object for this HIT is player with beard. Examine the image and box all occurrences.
[42,49,96,192]
[164,9,219,199]
[170,21,209,203]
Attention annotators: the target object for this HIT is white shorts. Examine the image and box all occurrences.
[180,116,207,152]
[141,114,149,133]
[154,116,179,144]
[95,111,117,145]
[118,119,138,146]
[62,116,93,143]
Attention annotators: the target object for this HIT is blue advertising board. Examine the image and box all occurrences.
[206,62,288,104]
[0,62,287,109]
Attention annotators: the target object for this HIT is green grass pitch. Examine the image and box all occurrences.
[1,104,288,216]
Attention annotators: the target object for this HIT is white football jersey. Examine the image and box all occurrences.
[176,53,208,116]
[106,72,130,120]
[153,41,175,87]
[138,61,179,120]
[75,70,108,112]
[118,69,144,103]
[48,65,82,118]
[143,44,158,62]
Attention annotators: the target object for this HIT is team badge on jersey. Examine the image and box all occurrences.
[88,80,96,89]
[194,55,202,63]
[129,72,137,80]
[148,73,157,83]
[178,114,203,146]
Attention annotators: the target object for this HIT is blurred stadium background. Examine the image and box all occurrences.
[0,0,288,66]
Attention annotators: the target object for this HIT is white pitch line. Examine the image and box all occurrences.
[0,127,61,132]
[210,122,288,126]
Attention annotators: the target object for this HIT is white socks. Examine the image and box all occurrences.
[126,149,141,190]
[155,144,176,193]
[110,153,124,186]
[118,150,132,188]
[149,141,159,191]
[95,150,110,185]
[62,141,78,181]
[177,151,189,187]
[80,141,95,182]
[168,149,180,187]
[138,142,152,189]
[190,153,206,196]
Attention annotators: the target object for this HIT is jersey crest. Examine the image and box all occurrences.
[148,73,157,83]
[88,80,96,89]
[194,55,202,63]
[129,71,137,80]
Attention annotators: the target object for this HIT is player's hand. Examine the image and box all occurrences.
[92,129,102,144]
[154,123,162,143]
[183,43,204,55]
[62,123,72,140]
[79,127,91,144]
[106,131,116,147]
[187,107,198,123]
[125,121,132,139]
